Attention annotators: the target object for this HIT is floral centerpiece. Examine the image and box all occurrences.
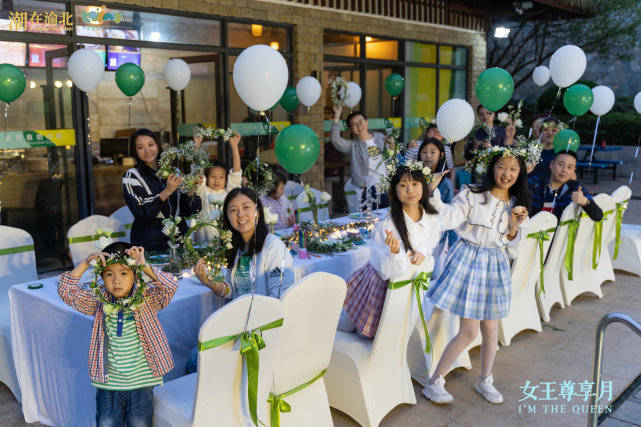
[296,184,331,227]
[264,206,279,233]
[156,141,208,192]
[89,252,146,314]
[161,216,182,272]
[94,228,114,250]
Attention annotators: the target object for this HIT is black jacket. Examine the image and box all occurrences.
[122,163,201,251]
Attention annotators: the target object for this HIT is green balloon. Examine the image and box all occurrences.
[279,86,299,113]
[563,84,593,116]
[385,73,405,97]
[0,63,26,103]
[115,63,145,97]
[475,67,514,111]
[275,124,320,174]
[553,129,581,153]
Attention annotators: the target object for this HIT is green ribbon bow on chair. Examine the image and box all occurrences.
[198,318,284,426]
[267,369,326,427]
[388,271,432,353]
[613,200,629,260]
[526,229,554,295]
[561,218,580,280]
[68,231,126,244]
[591,210,613,271]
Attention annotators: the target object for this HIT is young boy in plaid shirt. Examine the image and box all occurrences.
[58,242,178,426]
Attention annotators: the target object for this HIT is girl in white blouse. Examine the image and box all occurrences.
[339,161,448,339]
[423,152,529,405]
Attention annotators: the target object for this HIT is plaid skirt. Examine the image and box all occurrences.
[426,239,511,320]
[343,262,388,339]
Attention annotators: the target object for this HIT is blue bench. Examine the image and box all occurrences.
[576,160,623,184]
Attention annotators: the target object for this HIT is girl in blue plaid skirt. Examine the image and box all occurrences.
[423,152,530,405]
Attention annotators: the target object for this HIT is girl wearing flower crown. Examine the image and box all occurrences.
[338,159,448,339]
[422,149,529,405]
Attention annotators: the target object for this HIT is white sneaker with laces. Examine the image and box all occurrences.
[422,376,454,404]
[474,374,503,404]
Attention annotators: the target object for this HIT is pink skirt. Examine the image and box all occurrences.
[344,262,388,339]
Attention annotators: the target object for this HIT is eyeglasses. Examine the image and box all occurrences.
[350,119,366,127]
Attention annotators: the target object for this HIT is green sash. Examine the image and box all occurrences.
[526,228,555,294]
[388,271,432,353]
[267,370,326,427]
[198,318,284,426]
[344,190,357,196]
[613,200,629,260]
[591,210,613,270]
[68,231,126,244]
[0,244,34,256]
[559,218,580,280]
[296,203,329,214]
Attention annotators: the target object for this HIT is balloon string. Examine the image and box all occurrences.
[1,103,8,184]
[630,134,640,185]
[589,115,601,167]
[128,97,132,128]
[569,116,577,130]
[547,87,562,119]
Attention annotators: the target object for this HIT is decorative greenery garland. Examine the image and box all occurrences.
[89,253,146,314]
[329,76,349,107]
[243,160,276,196]
[156,141,208,192]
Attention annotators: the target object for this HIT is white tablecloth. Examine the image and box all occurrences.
[9,214,378,426]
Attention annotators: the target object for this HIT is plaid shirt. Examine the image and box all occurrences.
[57,265,178,384]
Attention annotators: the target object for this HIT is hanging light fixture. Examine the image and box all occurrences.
[269,41,279,50]
[251,24,263,37]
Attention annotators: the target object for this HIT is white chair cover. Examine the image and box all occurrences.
[153,294,284,426]
[67,215,128,266]
[609,187,639,276]
[109,206,134,242]
[498,212,557,346]
[344,179,361,214]
[293,188,330,223]
[270,272,346,427]
[536,204,575,322]
[560,194,616,305]
[325,265,422,427]
[0,225,37,400]
[284,181,304,214]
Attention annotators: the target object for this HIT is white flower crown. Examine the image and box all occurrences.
[377,158,434,193]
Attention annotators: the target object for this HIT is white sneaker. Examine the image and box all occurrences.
[474,374,503,404]
[422,376,453,404]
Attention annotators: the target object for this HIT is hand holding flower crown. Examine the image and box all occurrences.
[125,246,147,267]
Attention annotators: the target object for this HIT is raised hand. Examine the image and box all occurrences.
[83,252,109,268]
[125,246,146,266]
[332,105,342,121]
[228,131,241,149]
[193,135,203,150]
[384,229,401,255]
[165,173,182,194]
[428,170,449,192]
[571,186,589,206]
[510,206,529,229]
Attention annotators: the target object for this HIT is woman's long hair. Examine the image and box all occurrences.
[129,128,162,167]
[387,167,438,253]
[469,154,530,210]
[222,187,269,267]
[417,138,445,172]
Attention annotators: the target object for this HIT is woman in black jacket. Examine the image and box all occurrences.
[122,129,202,251]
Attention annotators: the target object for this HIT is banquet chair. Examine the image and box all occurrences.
[0,225,37,400]
[293,188,330,223]
[498,212,557,346]
[536,204,576,322]
[153,294,284,426]
[269,272,346,427]
[344,179,360,213]
[560,194,616,305]
[67,215,127,266]
[609,186,640,276]
[408,303,472,386]
[108,206,134,242]
[324,266,422,427]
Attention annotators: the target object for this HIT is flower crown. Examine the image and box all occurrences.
[540,120,568,131]
[466,143,540,176]
[497,99,523,128]
[89,252,146,314]
[377,157,434,193]
[193,126,235,141]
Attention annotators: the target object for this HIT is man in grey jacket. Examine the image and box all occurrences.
[331,105,395,210]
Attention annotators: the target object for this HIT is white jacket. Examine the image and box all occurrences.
[224,233,295,299]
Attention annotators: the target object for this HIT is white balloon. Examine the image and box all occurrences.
[67,49,104,93]
[549,45,586,88]
[163,59,191,91]
[590,85,615,116]
[532,65,550,87]
[295,76,321,107]
[343,82,362,108]
[634,91,641,114]
[436,99,475,142]
[233,45,288,112]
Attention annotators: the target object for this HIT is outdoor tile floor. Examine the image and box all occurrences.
[1,177,639,426]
